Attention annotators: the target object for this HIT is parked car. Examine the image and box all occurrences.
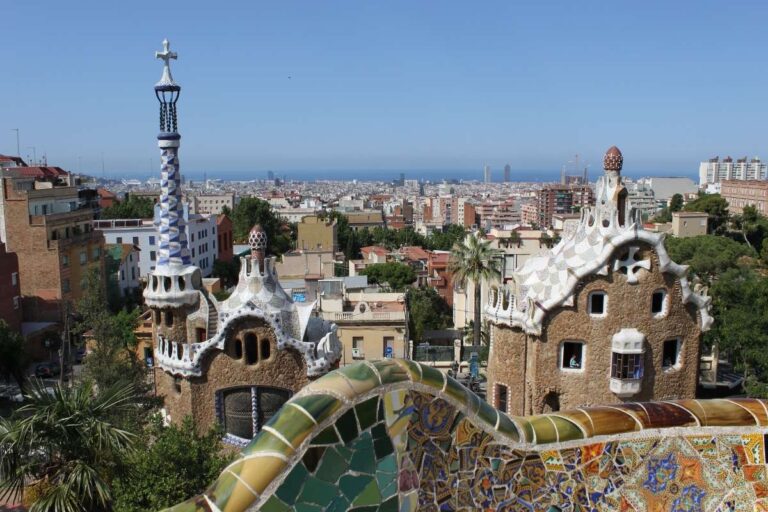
[34,362,61,378]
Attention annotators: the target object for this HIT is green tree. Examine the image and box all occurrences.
[0,380,137,511]
[669,193,684,212]
[664,235,755,283]
[112,417,232,512]
[360,262,417,291]
[449,233,501,347]
[101,195,155,220]
[0,321,29,392]
[212,258,240,288]
[706,267,768,397]
[406,288,452,344]
[230,197,293,254]
[427,224,466,251]
[683,193,729,234]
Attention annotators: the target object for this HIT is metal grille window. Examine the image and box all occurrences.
[611,352,643,379]
[219,387,291,445]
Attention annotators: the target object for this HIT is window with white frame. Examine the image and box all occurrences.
[561,341,585,371]
[588,291,607,316]
[651,289,667,317]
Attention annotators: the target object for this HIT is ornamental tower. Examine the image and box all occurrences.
[144,40,202,341]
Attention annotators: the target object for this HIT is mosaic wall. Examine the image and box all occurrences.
[166,360,768,512]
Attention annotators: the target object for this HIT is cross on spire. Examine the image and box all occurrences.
[155,39,178,87]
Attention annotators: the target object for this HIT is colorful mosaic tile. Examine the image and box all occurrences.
[165,360,768,512]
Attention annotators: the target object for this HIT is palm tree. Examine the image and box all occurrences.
[0,379,137,511]
[449,233,501,347]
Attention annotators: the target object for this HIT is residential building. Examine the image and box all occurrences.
[0,242,22,333]
[275,250,336,280]
[721,179,768,215]
[297,215,337,252]
[625,181,658,219]
[191,193,235,215]
[93,205,218,278]
[485,147,712,415]
[699,156,767,186]
[671,211,708,237]
[317,281,407,366]
[483,165,491,183]
[106,244,141,297]
[0,168,104,321]
[642,177,698,202]
[504,164,511,183]
[346,210,385,230]
[216,214,234,263]
[97,188,118,209]
[427,250,453,307]
[532,183,594,228]
[142,47,341,442]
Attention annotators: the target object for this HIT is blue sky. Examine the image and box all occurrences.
[2,1,768,178]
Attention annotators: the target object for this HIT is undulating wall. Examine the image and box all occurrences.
[166,360,768,512]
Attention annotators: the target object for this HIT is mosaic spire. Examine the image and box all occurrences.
[154,39,190,268]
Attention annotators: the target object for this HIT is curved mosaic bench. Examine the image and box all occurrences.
[167,360,768,511]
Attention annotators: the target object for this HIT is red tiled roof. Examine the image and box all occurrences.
[399,246,429,261]
[10,166,69,179]
[361,246,388,257]
[98,188,117,198]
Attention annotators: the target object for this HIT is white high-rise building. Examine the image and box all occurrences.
[699,156,767,186]
[483,165,491,183]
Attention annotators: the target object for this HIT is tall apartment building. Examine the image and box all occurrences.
[533,183,595,228]
[297,215,337,252]
[699,156,767,186]
[483,165,491,183]
[0,167,105,321]
[191,193,236,215]
[93,205,218,278]
[504,164,511,183]
[423,197,475,228]
[721,179,768,215]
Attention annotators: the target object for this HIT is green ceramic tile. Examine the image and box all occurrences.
[496,411,521,442]
[260,496,292,512]
[340,474,374,501]
[275,463,308,505]
[310,425,340,445]
[529,416,558,444]
[350,432,376,473]
[373,434,394,459]
[326,495,351,512]
[349,506,378,512]
[294,503,323,512]
[377,453,397,474]
[418,364,445,390]
[515,418,535,443]
[302,446,325,473]
[292,395,343,425]
[477,399,499,428]
[372,360,410,384]
[298,475,339,506]
[337,408,359,444]
[393,359,423,381]
[355,397,379,432]
[377,397,385,421]
[381,478,398,499]
[371,422,388,441]
[205,466,239,507]
[375,469,396,497]
[548,415,584,442]
[316,446,348,483]
[265,404,318,448]
[351,479,382,507]
[242,429,295,457]
[378,496,399,512]
[444,376,470,404]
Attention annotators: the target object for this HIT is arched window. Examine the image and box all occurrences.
[164,311,173,327]
[260,338,271,361]
[219,387,292,444]
[244,333,258,365]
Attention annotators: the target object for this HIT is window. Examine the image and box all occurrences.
[196,327,206,343]
[120,270,125,280]
[588,291,607,316]
[219,387,292,443]
[260,339,271,360]
[561,341,584,371]
[352,337,364,359]
[651,290,667,316]
[92,247,101,261]
[132,236,139,245]
[383,336,395,358]
[149,236,155,245]
[611,353,644,380]
[244,333,258,365]
[164,311,173,327]
[495,384,508,412]
[116,237,123,244]
[662,339,680,369]
[191,233,195,242]
[13,296,20,310]
[131,267,136,280]
[62,254,69,267]
[11,272,18,287]
[150,251,156,261]
[79,251,87,265]
[62,279,71,293]
[192,248,195,257]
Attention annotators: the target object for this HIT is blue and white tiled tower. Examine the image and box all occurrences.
[144,40,201,315]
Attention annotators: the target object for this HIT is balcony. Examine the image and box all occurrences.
[47,231,100,250]
[30,207,95,226]
[609,378,642,397]
[324,310,406,322]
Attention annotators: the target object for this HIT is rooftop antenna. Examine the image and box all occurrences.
[27,146,36,165]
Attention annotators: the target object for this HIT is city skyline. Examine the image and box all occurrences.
[3,1,768,177]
